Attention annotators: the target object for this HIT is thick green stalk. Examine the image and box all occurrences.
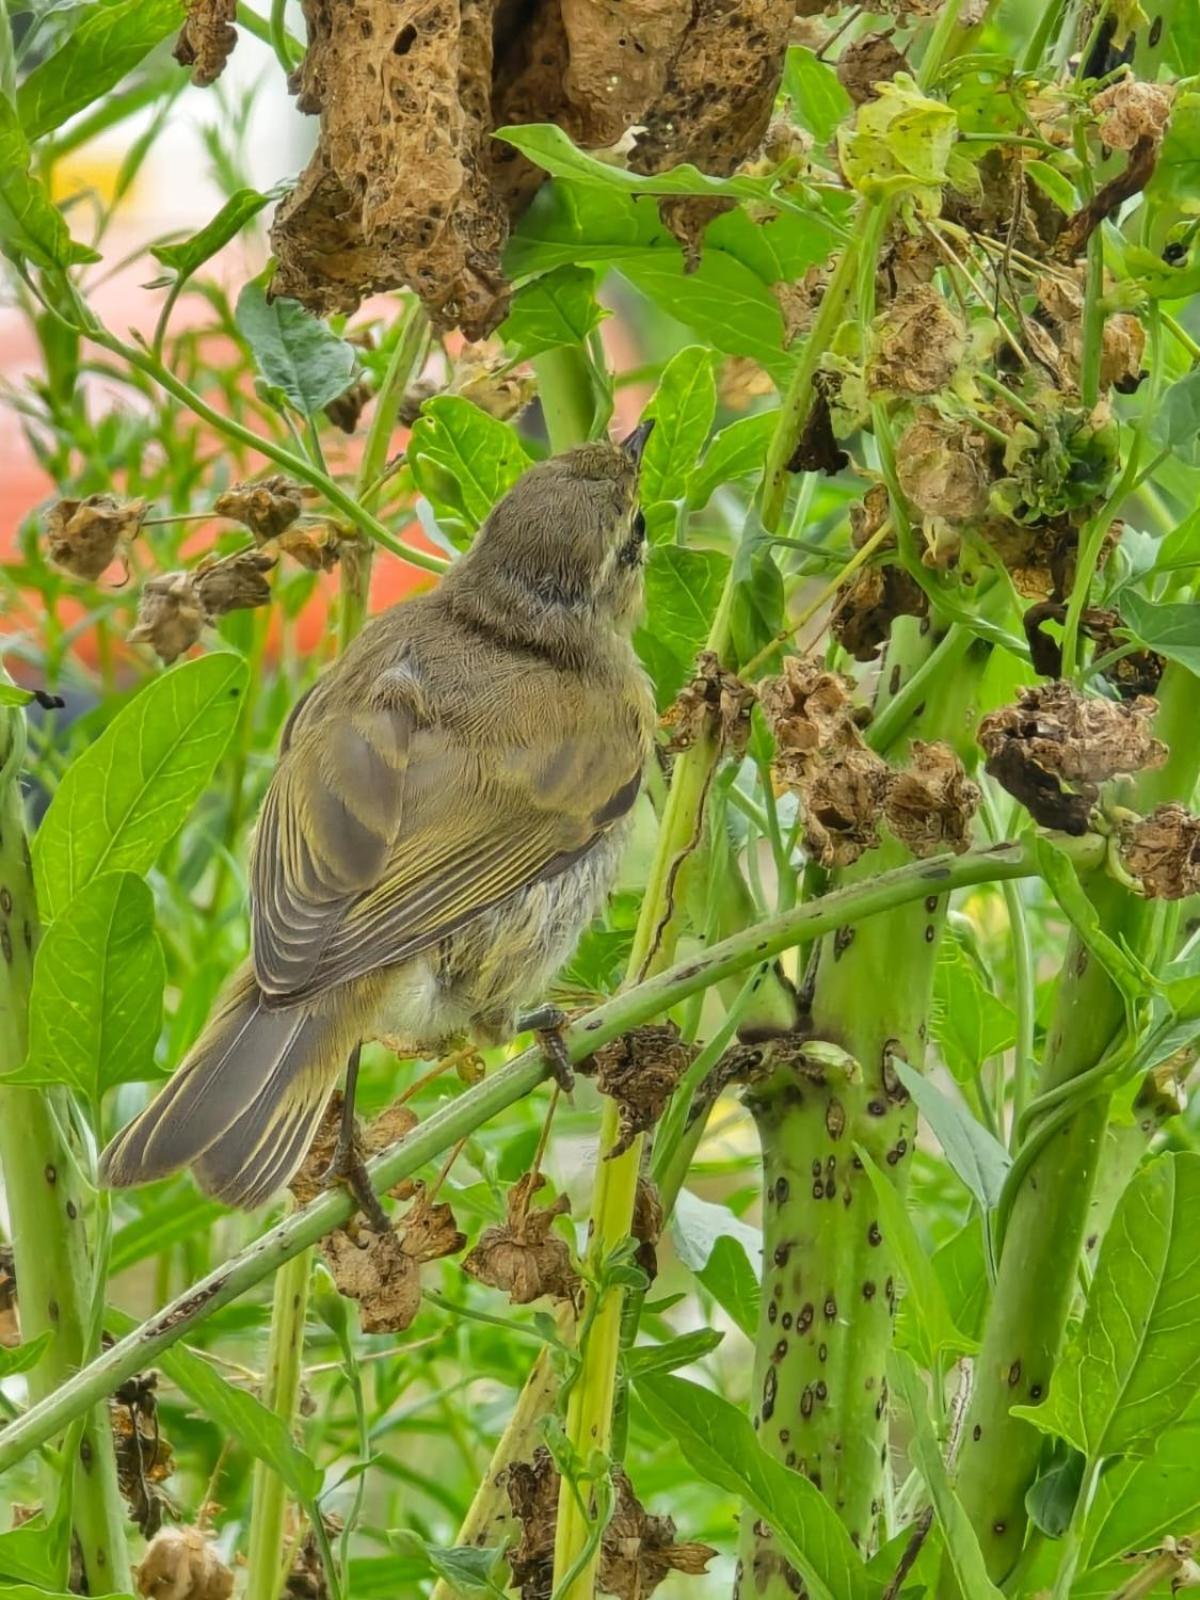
[0,710,132,1593]
[244,1249,313,1600]
[533,346,599,452]
[0,837,1072,1474]
[950,662,1200,1586]
[738,619,994,1592]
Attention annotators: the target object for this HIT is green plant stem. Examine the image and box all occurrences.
[916,0,965,86]
[0,707,132,1594]
[245,1248,312,1600]
[268,0,300,73]
[534,346,599,451]
[948,661,1200,1588]
[761,201,888,530]
[340,300,430,649]
[0,836,1085,1475]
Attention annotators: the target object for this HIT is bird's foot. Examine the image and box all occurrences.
[321,1111,392,1234]
[518,1004,575,1095]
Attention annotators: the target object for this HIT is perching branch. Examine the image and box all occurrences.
[0,837,1062,1475]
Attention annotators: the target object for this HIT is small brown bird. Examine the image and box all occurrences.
[101,428,655,1212]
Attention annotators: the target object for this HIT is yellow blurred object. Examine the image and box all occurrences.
[49,154,132,207]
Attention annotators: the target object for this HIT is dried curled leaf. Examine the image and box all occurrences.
[979,514,1117,603]
[632,1175,665,1282]
[868,285,966,396]
[320,1183,465,1334]
[850,484,893,550]
[837,32,907,104]
[0,1245,16,1348]
[1022,601,1162,697]
[1120,804,1200,900]
[112,1373,174,1538]
[461,1171,579,1305]
[276,522,352,573]
[451,342,538,421]
[289,1092,419,1206]
[127,573,208,666]
[661,651,755,755]
[174,0,237,87]
[1091,78,1174,152]
[213,475,307,539]
[719,356,775,411]
[831,563,928,662]
[593,1024,696,1159]
[508,1447,716,1600]
[978,681,1166,835]
[44,494,146,581]
[135,1526,234,1600]
[284,1518,339,1600]
[324,379,372,434]
[759,657,891,866]
[883,740,979,856]
[896,410,991,522]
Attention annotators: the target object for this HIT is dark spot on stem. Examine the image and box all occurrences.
[863,1281,876,1300]
[823,1294,837,1320]
[973,1424,982,1441]
[868,1221,882,1246]
[762,1366,778,1421]
[1008,1359,1022,1387]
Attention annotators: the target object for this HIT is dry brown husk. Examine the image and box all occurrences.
[134,1526,234,1600]
[831,564,928,661]
[271,1,793,331]
[213,475,308,539]
[174,0,237,87]
[661,651,755,755]
[461,1171,579,1304]
[883,740,979,856]
[44,494,146,581]
[592,1023,696,1158]
[320,1182,465,1334]
[868,285,966,397]
[978,681,1166,835]
[507,1446,716,1599]
[895,410,992,522]
[1120,804,1200,900]
[837,32,907,106]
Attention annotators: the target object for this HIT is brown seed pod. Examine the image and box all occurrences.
[173,0,237,87]
[127,573,207,666]
[461,1171,579,1305]
[1119,804,1200,900]
[213,475,308,540]
[193,548,276,616]
[868,285,967,397]
[134,1526,234,1600]
[592,1023,696,1158]
[320,1182,464,1334]
[837,32,908,106]
[43,494,146,581]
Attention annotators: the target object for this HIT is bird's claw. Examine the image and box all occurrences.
[321,1129,392,1234]
[519,1005,575,1095]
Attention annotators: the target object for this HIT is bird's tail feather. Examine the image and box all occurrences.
[99,967,349,1209]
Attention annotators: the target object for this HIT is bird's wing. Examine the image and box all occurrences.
[251,683,642,1004]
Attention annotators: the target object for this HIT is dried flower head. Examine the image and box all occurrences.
[831,564,928,662]
[1091,78,1174,152]
[43,494,146,581]
[193,548,276,616]
[1120,804,1200,900]
[127,573,207,666]
[896,411,991,522]
[661,651,755,756]
[320,1183,464,1334]
[978,681,1166,834]
[461,1171,579,1305]
[324,379,372,434]
[213,475,308,540]
[592,1024,696,1158]
[837,32,908,105]
[135,1525,234,1600]
[868,285,966,396]
[884,741,979,856]
[173,0,237,87]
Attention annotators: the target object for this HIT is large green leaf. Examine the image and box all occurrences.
[7,872,163,1098]
[640,346,716,542]
[235,283,358,416]
[110,1193,227,1275]
[1146,87,1200,210]
[858,1148,975,1363]
[635,544,731,708]
[17,0,184,142]
[389,1533,509,1597]
[1013,1154,1200,1459]
[893,1058,1010,1212]
[408,396,533,548]
[891,1352,1005,1600]
[106,1308,323,1501]
[669,1187,761,1339]
[1119,590,1200,675]
[34,654,247,921]
[152,188,275,280]
[931,942,1017,1088]
[1150,369,1200,465]
[623,1327,724,1377]
[688,411,778,511]
[637,1373,870,1600]
[1034,837,1153,1008]
[497,264,605,358]
[782,46,853,144]
[1082,1420,1200,1571]
[0,99,98,271]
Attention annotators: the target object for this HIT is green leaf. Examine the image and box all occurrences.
[688,411,778,511]
[1034,837,1153,1008]
[235,283,358,416]
[1150,369,1200,465]
[892,1058,1010,1211]
[1146,87,1200,210]
[1025,160,1078,215]
[857,1147,975,1363]
[0,686,36,707]
[931,942,1017,1088]
[34,654,247,922]
[782,46,852,144]
[730,517,785,666]
[388,1533,509,1598]
[0,1591,134,1600]
[636,1373,870,1600]
[635,544,731,708]
[838,74,958,201]
[0,1332,52,1379]
[106,1307,323,1500]
[622,248,790,379]
[624,1328,724,1376]
[669,1188,761,1339]
[0,99,98,270]
[408,395,533,548]
[1082,1421,1200,1571]
[497,264,605,358]
[1013,1153,1200,1460]
[891,1351,1005,1600]
[17,0,184,142]
[932,1222,989,1343]
[640,346,717,541]
[152,188,275,280]
[1119,590,1200,675]
[110,1194,227,1275]
[6,873,163,1097]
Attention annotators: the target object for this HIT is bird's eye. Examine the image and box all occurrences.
[632,509,646,542]
[618,509,646,568]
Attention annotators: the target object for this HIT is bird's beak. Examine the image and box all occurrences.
[620,419,655,466]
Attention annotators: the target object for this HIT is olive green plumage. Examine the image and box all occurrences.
[101,436,654,1208]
